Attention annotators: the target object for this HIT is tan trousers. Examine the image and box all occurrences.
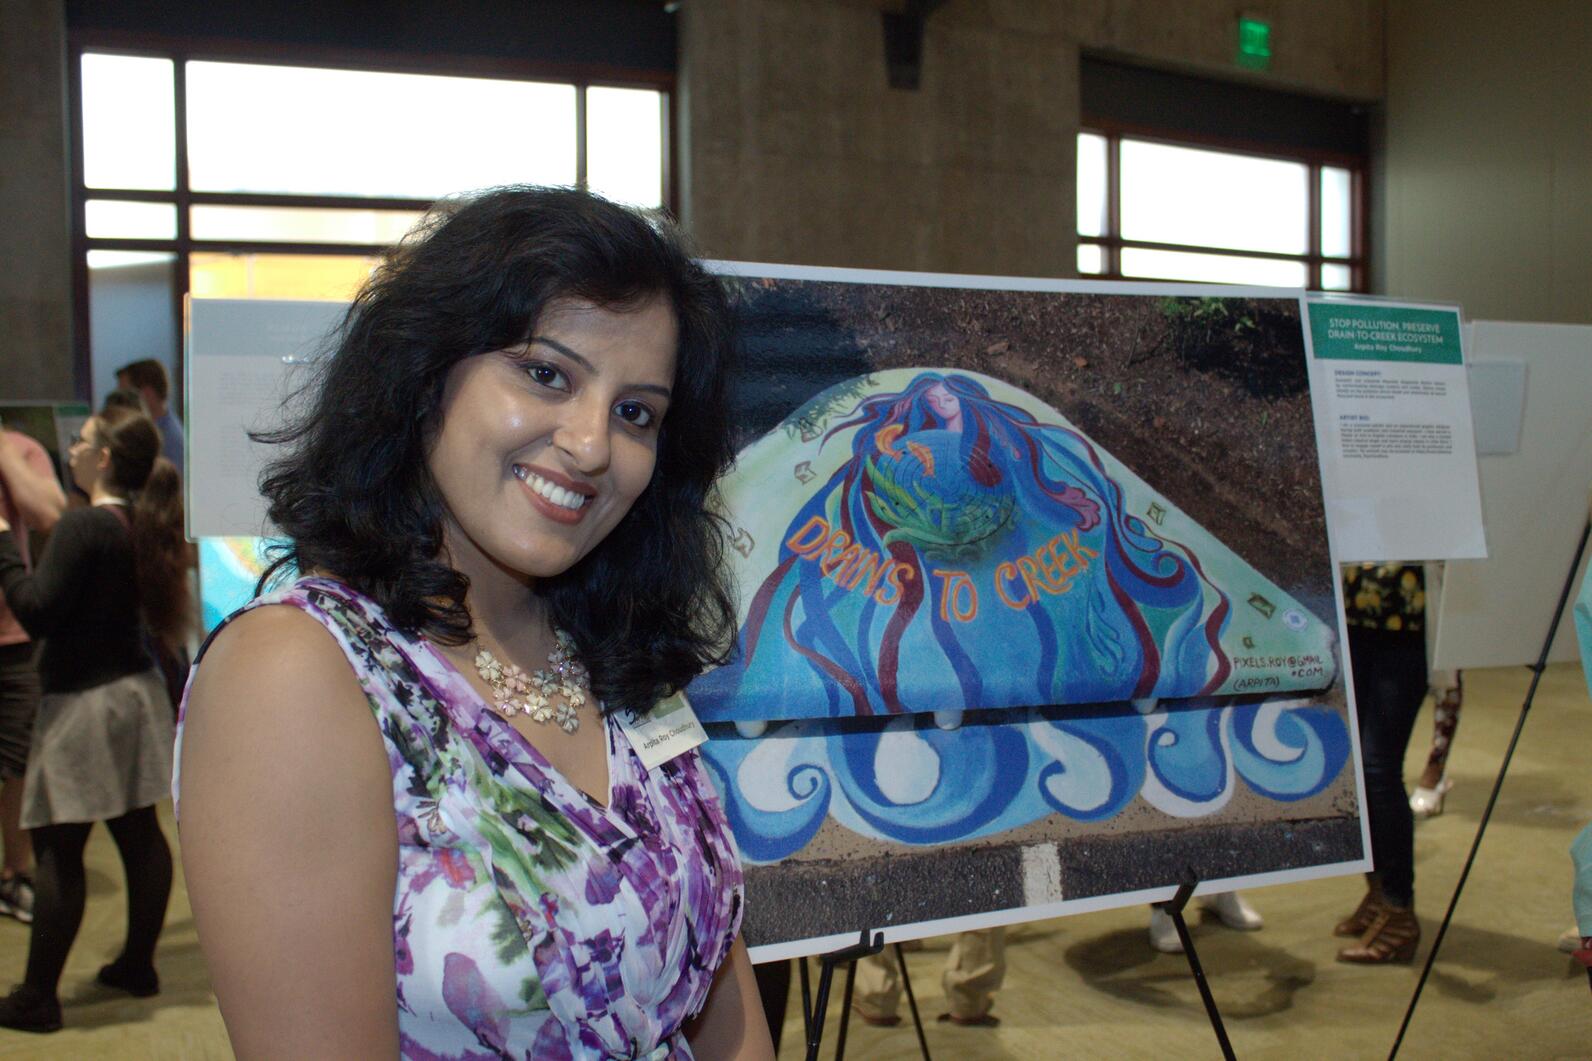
[852,927,1006,1021]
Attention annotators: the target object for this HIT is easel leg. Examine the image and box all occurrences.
[799,957,813,1047]
[803,930,885,1061]
[895,943,934,1061]
[1155,874,1237,1060]
[835,960,857,1059]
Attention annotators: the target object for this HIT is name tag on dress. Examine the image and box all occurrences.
[616,690,708,770]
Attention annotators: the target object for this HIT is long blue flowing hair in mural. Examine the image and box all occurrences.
[693,371,1235,719]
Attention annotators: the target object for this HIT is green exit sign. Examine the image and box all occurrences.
[1237,17,1272,71]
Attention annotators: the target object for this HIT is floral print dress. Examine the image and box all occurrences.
[175,577,744,1060]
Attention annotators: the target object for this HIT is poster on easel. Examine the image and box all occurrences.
[1303,299,1486,563]
[690,266,1367,961]
[179,278,1371,962]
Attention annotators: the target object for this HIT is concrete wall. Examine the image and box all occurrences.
[679,0,1384,276]
[1380,0,1592,323]
[0,0,74,399]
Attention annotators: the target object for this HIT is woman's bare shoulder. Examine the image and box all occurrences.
[183,602,373,754]
[178,604,402,1057]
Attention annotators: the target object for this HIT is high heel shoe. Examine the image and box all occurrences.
[1409,777,1453,819]
[1334,888,1388,938]
[1337,904,1420,964]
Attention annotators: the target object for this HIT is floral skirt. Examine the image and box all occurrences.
[22,669,174,828]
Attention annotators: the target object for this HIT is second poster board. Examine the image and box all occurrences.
[1433,321,1592,670]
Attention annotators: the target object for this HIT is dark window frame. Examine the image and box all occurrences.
[68,33,678,410]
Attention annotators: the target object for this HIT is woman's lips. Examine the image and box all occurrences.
[513,464,593,525]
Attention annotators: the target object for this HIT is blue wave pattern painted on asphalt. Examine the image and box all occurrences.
[699,695,1350,865]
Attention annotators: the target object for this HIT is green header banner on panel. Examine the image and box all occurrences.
[1308,303,1463,365]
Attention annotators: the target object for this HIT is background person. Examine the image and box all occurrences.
[100,385,190,712]
[1411,563,1462,819]
[114,359,183,476]
[1409,672,1462,818]
[1333,563,1428,964]
[99,387,150,420]
[177,187,774,1059]
[0,408,186,1032]
[854,927,1006,1028]
[0,426,66,924]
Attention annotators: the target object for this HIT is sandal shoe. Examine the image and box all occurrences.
[1409,777,1453,819]
[1337,905,1420,964]
[97,960,160,998]
[0,985,62,1034]
[938,1011,999,1027]
[1334,888,1388,938]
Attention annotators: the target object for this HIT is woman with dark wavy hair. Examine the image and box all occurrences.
[176,187,773,1059]
[0,406,187,1032]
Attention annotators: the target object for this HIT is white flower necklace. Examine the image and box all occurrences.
[472,627,590,733]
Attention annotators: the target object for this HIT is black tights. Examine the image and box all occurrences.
[25,805,172,999]
[1348,627,1428,908]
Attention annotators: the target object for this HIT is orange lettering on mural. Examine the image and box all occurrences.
[786,515,831,557]
[994,561,1031,609]
[818,532,852,575]
[932,569,978,622]
[783,515,908,608]
[1001,529,1099,609]
[876,560,915,607]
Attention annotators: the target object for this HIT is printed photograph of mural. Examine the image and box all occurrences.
[197,537,282,632]
[686,271,1364,959]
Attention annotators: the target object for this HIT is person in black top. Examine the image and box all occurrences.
[0,407,192,1033]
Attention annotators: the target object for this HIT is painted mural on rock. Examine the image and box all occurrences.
[690,368,1337,724]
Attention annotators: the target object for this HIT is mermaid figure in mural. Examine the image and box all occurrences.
[693,370,1350,862]
[695,371,1233,718]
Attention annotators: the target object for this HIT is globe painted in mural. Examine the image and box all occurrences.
[864,428,1016,551]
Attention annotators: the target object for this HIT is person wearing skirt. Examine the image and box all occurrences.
[0,407,190,1033]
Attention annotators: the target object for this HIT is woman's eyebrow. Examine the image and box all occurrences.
[530,336,673,400]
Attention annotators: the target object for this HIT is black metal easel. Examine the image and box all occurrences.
[1154,870,1238,1060]
[1388,513,1592,1060]
[800,931,933,1061]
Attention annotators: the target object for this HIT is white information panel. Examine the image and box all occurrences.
[1434,321,1592,671]
[1305,298,1486,562]
[185,298,345,538]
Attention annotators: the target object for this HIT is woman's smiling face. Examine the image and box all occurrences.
[425,295,678,586]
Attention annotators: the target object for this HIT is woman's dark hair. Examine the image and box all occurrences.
[257,186,739,716]
[100,387,149,418]
[97,407,192,648]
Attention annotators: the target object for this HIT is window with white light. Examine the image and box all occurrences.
[1077,130,1362,290]
[73,48,672,407]
[1075,57,1367,291]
